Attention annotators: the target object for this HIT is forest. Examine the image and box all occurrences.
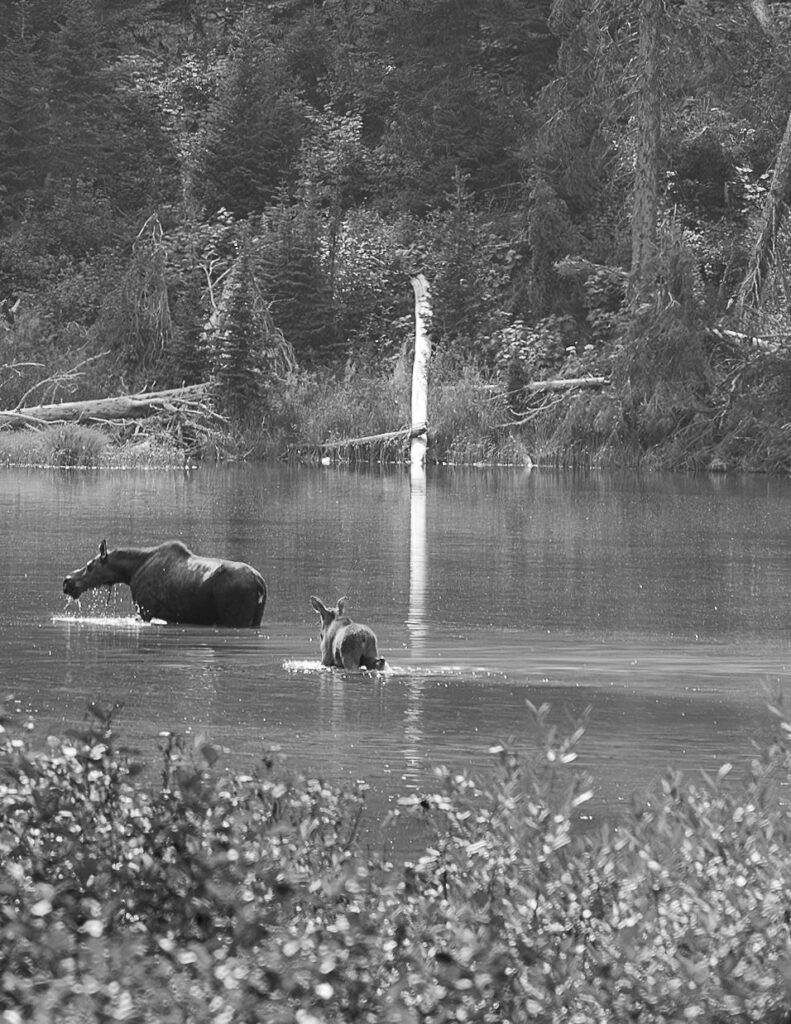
[2,0,791,469]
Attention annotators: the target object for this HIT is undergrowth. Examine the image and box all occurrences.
[3,337,791,471]
[0,424,187,469]
[0,424,109,468]
[2,699,791,1022]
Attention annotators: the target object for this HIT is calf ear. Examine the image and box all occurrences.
[310,596,326,615]
[99,539,108,561]
[337,597,347,614]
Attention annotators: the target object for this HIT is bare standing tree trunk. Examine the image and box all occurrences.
[630,0,661,298]
[731,0,790,311]
[734,110,791,310]
[750,0,775,37]
[410,273,431,469]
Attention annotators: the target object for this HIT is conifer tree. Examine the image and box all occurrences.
[212,241,264,423]
[328,0,555,212]
[0,2,49,220]
[45,0,113,195]
[198,11,310,217]
[630,0,661,298]
[164,276,210,388]
[257,200,338,363]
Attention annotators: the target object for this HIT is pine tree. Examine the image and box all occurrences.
[326,0,555,213]
[0,2,49,220]
[96,213,174,384]
[45,0,113,194]
[212,241,264,422]
[257,200,338,363]
[164,275,210,388]
[198,10,310,217]
[630,0,661,298]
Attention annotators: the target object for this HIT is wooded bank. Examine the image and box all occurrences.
[2,0,791,472]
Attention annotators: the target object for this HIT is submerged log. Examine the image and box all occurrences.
[0,383,212,429]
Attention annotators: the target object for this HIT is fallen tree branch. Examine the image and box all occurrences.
[0,383,213,428]
[524,376,610,393]
[285,425,426,463]
[500,395,568,427]
[14,351,110,410]
[307,425,425,451]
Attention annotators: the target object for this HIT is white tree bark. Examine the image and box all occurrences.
[750,0,775,36]
[410,273,431,469]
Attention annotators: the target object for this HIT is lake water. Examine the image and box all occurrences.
[2,463,790,852]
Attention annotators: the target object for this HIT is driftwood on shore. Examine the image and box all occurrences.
[0,383,214,429]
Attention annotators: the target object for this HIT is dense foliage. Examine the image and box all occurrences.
[3,0,791,468]
[2,699,791,1022]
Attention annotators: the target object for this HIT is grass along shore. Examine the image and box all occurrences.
[3,346,791,472]
[0,359,628,471]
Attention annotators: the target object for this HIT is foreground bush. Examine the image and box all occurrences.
[1,701,791,1022]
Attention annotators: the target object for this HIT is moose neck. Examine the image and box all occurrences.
[107,546,156,583]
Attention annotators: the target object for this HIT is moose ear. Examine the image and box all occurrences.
[99,539,108,561]
[310,596,325,614]
[337,597,347,614]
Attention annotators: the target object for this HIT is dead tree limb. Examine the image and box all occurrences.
[0,383,213,429]
[733,108,791,309]
[308,425,425,451]
[13,352,110,410]
[525,376,609,392]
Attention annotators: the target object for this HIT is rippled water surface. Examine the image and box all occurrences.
[3,464,791,849]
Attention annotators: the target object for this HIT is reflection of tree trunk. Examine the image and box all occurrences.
[735,110,791,309]
[630,0,661,298]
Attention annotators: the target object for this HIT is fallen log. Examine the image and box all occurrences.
[524,375,609,393]
[0,383,213,429]
[314,425,425,450]
[285,425,426,463]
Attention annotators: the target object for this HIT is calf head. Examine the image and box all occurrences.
[310,595,350,663]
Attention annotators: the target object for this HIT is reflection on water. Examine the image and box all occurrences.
[407,462,428,652]
[2,464,791,851]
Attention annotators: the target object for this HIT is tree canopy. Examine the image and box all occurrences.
[2,0,791,468]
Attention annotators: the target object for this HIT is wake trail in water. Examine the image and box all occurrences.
[283,658,393,676]
[282,658,505,680]
[52,613,151,629]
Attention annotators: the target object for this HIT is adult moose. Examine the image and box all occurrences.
[63,540,266,627]
[310,596,385,670]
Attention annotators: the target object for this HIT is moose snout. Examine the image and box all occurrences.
[63,576,80,598]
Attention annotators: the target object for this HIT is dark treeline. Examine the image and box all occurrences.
[2,0,791,468]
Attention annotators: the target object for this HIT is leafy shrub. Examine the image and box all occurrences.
[420,181,521,358]
[491,315,578,410]
[2,698,791,1021]
[327,208,414,360]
